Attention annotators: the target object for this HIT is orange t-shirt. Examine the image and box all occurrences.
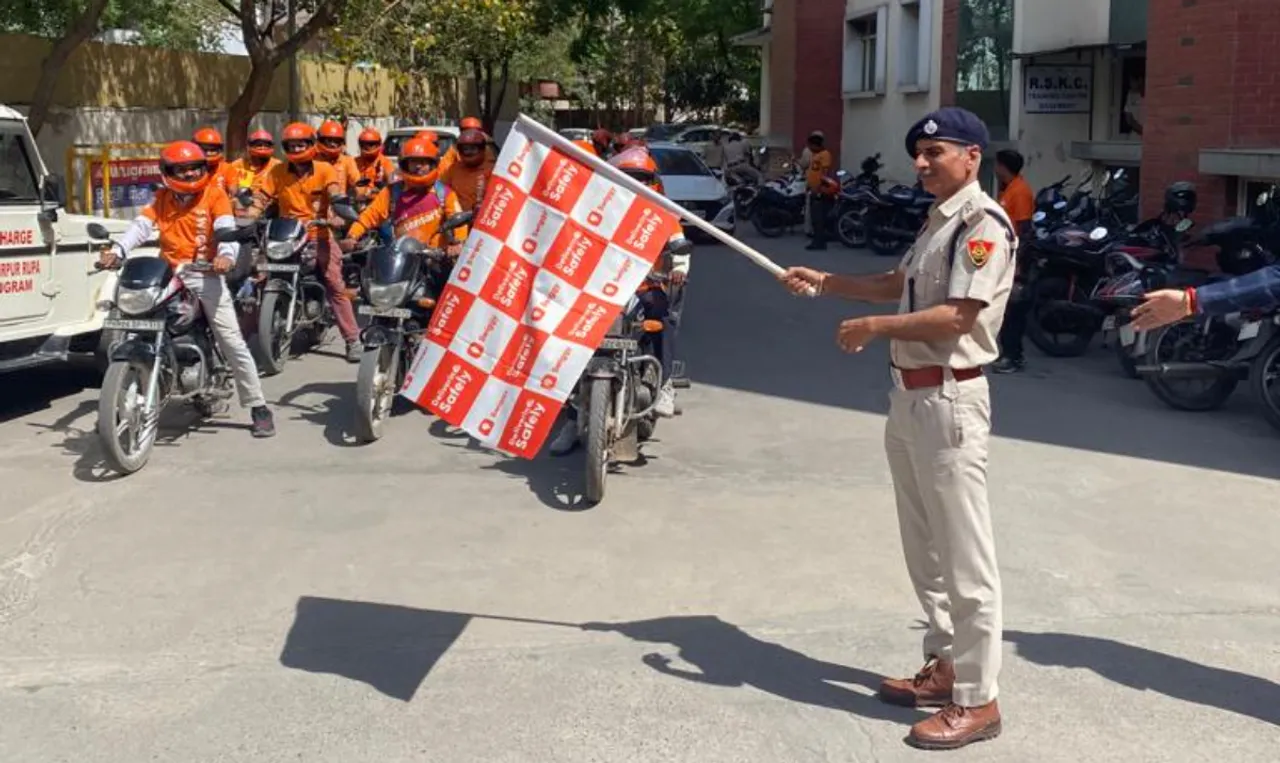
[141,185,232,267]
[209,162,242,195]
[327,154,361,196]
[229,156,280,193]
[806,149,833,191]
[259,161,340,240]
[426,144,497,187]
[347,182,467,246]
[999,174,1035,227]
[440,161,493,212]
[354,155,396,199]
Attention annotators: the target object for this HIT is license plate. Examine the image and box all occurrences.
[1101,315,1116,331]
[260,263,301,273]
[104,318,165,332]
[358,304,411,319]
[599,337,638,351]
[1239,321,1261,340]
[1119,323,1137,347]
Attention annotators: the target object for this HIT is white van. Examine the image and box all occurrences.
[0,104,155,374]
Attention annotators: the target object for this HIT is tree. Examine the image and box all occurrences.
[215,0,353,153]
[0,0,211,137]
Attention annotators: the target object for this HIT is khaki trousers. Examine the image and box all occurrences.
[884,373,1001,706]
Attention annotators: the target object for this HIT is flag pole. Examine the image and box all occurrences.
[513,115,810,293]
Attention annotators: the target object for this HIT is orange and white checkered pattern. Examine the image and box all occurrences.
[400,122,682,458]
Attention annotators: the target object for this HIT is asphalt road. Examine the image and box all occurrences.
[2,230,1278,762]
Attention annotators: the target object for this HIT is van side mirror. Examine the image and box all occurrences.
[86,222,111,240]
[666,237,693,256]
[41,173,65,206]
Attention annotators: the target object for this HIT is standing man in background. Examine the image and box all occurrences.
[804,131,834,251]
[991,149,1035,374]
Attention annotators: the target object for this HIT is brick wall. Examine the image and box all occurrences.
[940,0,960,107]
[791,0,846,158]
[1142,0,1280,222]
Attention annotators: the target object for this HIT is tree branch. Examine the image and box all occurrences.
[215,0,240,18]
[270,0,345,64]
[27,0,111,137]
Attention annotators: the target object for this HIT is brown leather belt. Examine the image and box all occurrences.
[893,365,983,390]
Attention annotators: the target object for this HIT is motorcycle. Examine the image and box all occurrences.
[854,182,935,258]
[352,211,473,443]
[834,153,886,249]
[221,199,360,375]
[575,238,692,505]
[88,223,237,475]
[750,163,807,237]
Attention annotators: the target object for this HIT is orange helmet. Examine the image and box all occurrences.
[610,148,663,194]
[398,138,440,187]
[413,130,439,144]
[572,139,597,157]
[358,128,382,158]
[160,141,211,195]
[192,126,225,166]
[460,116,483,131]
[457,128,487,167]
[247,129,275,159]
[317,120,346,160]
[281,122,318,163]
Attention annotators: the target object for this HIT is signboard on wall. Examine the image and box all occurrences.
[1024,65,1092,114]
[88,158,162,213]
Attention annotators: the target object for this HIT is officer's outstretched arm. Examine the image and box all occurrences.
[819,268,905,303]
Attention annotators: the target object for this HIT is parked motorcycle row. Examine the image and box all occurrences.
[83,198,693,502]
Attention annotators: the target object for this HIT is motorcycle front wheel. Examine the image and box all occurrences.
[255,290,291,376]
[752,207,788,238]
[1142,320,1240,412]
[1249,333,1280,432]
[584,377,612,505]
[354,344,399,443]
[1026,276,1096,357]
[97,360,160,475]
[836,209,869,249]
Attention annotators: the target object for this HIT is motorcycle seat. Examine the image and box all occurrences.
[883,187,917,205]
[1201,217,1256,240]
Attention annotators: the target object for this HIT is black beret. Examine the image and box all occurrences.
[905,107,990,157]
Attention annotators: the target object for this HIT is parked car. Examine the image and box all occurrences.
[383,125,460,158]
[648,142,734,239]
[558,128,593,142]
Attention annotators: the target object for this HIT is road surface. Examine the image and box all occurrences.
[2,231,1277,762]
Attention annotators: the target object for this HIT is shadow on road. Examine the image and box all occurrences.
[682,235,1280,480]
[1006,630,1280,726]
[275,382,365,448]
[0,365,102,426]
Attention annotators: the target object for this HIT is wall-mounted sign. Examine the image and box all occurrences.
[1024,65,1091,114]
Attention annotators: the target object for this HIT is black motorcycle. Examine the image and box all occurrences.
[220,199,360,375]
[834,153,885,249]
[352,211,473,443]
[750,164,807,238]
[853,182,935,258]
[575,238,692,505]
[88,223,236,475]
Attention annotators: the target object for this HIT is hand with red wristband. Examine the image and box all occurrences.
[1131,286,1198,331]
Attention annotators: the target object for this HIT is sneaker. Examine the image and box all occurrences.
[547,422,579,456]
[654,381,676,418]
[251,406,276,438]
[991,357,1024,374]
[345,340,362,363]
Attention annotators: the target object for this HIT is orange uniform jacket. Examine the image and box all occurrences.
[440,161,493,212]
[141,184,234,267]
[347,182,467,248]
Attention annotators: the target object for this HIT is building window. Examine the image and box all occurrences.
[956,0,1013,140]
[844,8,887,97]
[898,0,933,91]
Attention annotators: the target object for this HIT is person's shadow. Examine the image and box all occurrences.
[1007,630,1280,726]
[583,615,926,724]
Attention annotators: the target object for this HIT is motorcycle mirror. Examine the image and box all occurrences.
[86,222,111,240]
[332,202,360,223]
[443,210,474,231]
[1090,226,1109,241]
[1258,191,1270,206]
[1032,210,1047,223]
[1114,168,1126,181]
[236,188,254,207]
[1053,200,1068,210]
[1175,218,1194,233]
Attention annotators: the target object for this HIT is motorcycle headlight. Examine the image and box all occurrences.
[116,285,160,315]
[368,281,408,308]
[266,241,294,261]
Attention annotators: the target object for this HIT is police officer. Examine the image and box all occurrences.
[779,107,1015,751]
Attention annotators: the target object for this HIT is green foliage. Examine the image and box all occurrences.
[0,0,222,51]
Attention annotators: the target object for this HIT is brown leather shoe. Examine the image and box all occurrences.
[907,701,1002,750]
[878,657,955,707]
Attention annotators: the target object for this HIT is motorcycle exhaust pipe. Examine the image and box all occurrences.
[1133,361,1227,378]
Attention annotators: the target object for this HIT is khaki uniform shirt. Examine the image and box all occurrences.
[890,181,1017,370]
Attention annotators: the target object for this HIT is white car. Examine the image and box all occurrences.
[648,142,734,238]
[383,125,460,158]
[0,104,157,374]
